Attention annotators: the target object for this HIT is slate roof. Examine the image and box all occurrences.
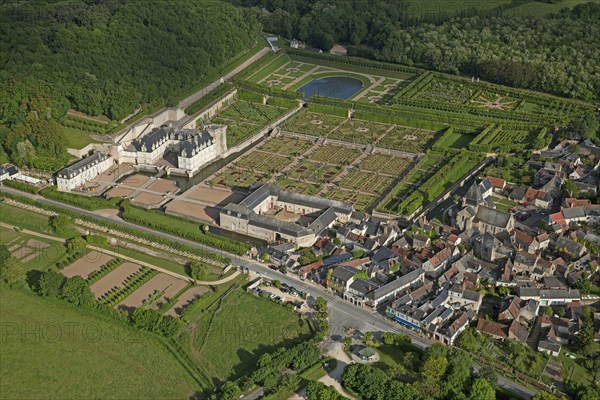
[57,152,110,179]
[476,206,512,229]
[368,268,425,301]
[464,181,484,206]
[331,266,360,282]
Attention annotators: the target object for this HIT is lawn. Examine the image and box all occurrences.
[0,287,200,400]
[61,125,97,149]
[0,203,52,234]
[434,129,475,150]
[247,54,290,84]
[0,227,68,273]
[181,288,311,383]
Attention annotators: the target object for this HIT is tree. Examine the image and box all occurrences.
[60,276,94,307]
[49,215,72,234]
[469,378,495,400]
[0,255,25,287]
[343,336,352,350]
[220,381,241,400]
[260,252,270,262]
[188,261,208,280]
[576,307,595,355]
[457,327,481,353]
[363,331,373,345]
[532,392,560,400]
[444,350,472,396]
[67,237,86,255]
[315,296,328,313]
[385,380,422,400]
[477,365,497,388]
[39,270,66,297]
[576,272,592,295]
[273,279,281,288]
[556,306,566,318]
[280,373,300,392]
[342,364,388,400]
[306,380,343,400]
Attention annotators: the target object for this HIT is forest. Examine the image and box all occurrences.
[235,0,600,101]
[0,0,261,168]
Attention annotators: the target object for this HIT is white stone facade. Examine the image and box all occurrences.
[57,152,113,192]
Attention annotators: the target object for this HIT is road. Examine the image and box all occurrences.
[0,186,536,399]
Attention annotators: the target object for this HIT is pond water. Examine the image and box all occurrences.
[297,76,363,99]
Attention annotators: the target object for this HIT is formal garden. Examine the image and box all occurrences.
[209,99,291,147]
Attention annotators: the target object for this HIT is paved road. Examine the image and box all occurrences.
[0,187,536,399]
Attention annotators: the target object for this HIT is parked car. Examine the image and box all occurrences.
[269,265,278,271]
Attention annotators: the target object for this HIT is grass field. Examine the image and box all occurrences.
[435,129,475,149]
[61,126,97,149]
[181,287,311,383]
[0,227,68,273]
[0,203,52,233]
[0,288,200,400]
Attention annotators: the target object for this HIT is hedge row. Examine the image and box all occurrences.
[55,249,87,269]
[267,96,299,109]
[286,48,422,76]
[306,102,348,117]
[41,186,120,210]
[234,80,303,99]
[2,179,41,194]
[397,152,483,215]
[120,201,249,255]
[86,258,123,285]
[237,88,264,104]
[0,192,231,264]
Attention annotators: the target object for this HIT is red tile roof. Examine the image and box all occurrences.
[486,176,506,189]
[477,319,508,339]
[565,198,592,208]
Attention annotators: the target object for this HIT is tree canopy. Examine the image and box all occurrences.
[238,0,600,101]
[0,0,261,165]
